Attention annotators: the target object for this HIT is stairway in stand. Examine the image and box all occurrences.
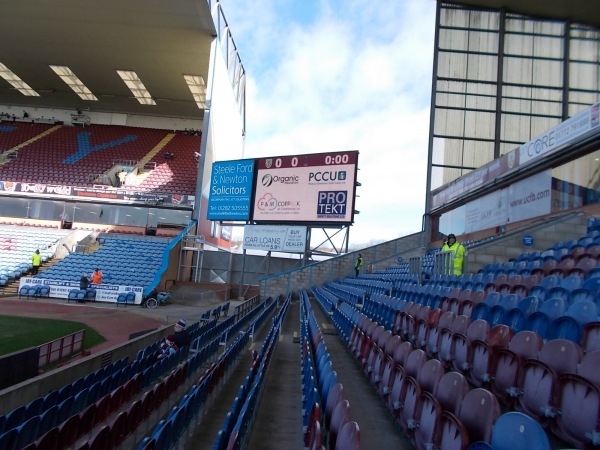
[0,258,61,298]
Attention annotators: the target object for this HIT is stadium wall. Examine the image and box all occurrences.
[259,232,425,299]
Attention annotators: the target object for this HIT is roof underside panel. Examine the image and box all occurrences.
[0,0,215,119]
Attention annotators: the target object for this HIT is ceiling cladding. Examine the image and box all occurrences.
[447,0,600,28]
[0,0,215,119]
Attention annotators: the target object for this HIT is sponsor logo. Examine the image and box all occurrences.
[309,171,347,183]
[316,190,347,218]
[261,174,299,187]
[1,181,16,192]
[257,193,278,210]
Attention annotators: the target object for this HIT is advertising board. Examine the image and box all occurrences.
[18,277,143,303]
[252,150,358,224]
[207,159,255,221]
[243,225,307,252]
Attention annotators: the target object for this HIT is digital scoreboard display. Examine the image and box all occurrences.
[252,150,359,224]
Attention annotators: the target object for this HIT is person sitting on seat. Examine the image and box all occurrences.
[173,319,191,349]
[157,335,179,360]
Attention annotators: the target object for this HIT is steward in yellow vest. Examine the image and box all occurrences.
[441,234,466,275]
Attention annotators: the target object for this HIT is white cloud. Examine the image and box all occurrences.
[218,0,436,245]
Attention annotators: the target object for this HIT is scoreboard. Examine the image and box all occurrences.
[207,150,359,225]
[252,150,358,224]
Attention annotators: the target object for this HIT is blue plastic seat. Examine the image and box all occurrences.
[586,268,600,281]
[559,274,584,292]
[14,415,40,450]
[527,285,547,302]
[548,316,581,342]
[539,274,562,290]
[489,294,521,325]
[471,302,490,321]
[566,299,598,326]
[518,295,541,315]
[540,297,567,319]
[67,289,79,303]
[490,412,550,450]
[582,276,600,295]
[3,404,26,435]
[569,288,596,305]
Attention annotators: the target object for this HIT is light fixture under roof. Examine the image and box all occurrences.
[0,62,39,96]
[116,70,156,105]
[184,75,207,109]
[49,65,97,101]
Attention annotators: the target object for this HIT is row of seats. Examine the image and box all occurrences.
[352,268,600,346]
[320,275,600,449]
[300,290,361,450]
[137,297,279,449]
[211,296,290,449]
[316,290,561,449]
[3,303,240,450]
[0,357,131,448]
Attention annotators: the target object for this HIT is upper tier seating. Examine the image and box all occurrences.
[136,133,200,195]
[0,124,198,195]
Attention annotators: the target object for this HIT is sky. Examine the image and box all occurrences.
[218,0,437,248]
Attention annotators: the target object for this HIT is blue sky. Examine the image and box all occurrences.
[219,0,437,247]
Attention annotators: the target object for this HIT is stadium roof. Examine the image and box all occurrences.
[458,0,600,28]
[0,1,596,122]
[0,0,215,120]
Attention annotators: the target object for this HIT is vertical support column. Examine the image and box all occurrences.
[494,8,506,160]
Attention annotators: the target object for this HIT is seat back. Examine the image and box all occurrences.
[491,412,550,450]
[434,371,469,415]
[458,388,500,443]
[417,359,445,394]
[539,297,567,320]
[334,421,360,450]
[537,338,582,373]
[328,399,351,450]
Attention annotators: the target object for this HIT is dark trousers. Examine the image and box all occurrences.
[32,265,39,275]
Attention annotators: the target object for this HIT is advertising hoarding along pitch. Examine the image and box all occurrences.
[207,159,255,221]
[252,150,359,224]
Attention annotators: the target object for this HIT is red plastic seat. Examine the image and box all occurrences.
[469,324,513,387]
[516,338,582,422]
[425,311,455,358]
[451,319,490,373]
[490,330,543,407]
[328,399,351,450]
[334,421,360,450]
[552,350,600,448]
[439,314,469,365]
[415,308,442,349]
[437,388,500,449]
[435,371,469,415]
